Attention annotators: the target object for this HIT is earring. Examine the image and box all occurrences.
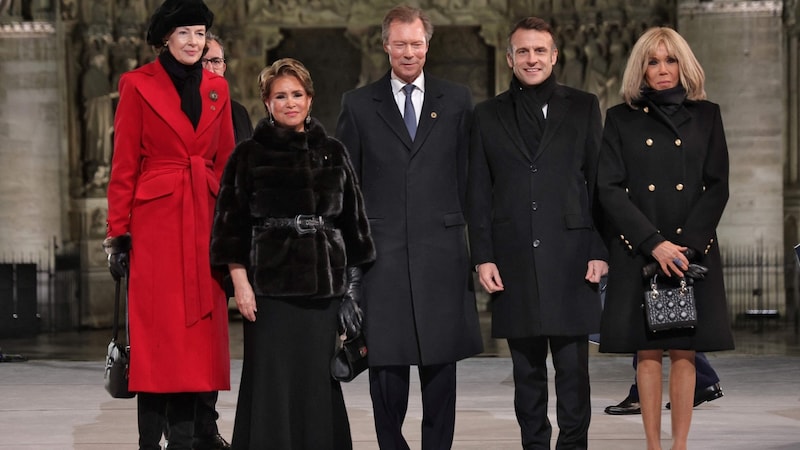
[305,115,311,125]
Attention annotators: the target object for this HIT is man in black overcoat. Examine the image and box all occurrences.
[466,17,607,450]
[195,33,252,450]
[336,5,483,450]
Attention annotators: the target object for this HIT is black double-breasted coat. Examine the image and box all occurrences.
[467,84,607,339]
[597,99,735,353]
[336,72,483,366]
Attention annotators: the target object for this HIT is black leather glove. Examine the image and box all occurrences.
[642,248,707,280]
[338,266,364,339]
[102,234,131,281]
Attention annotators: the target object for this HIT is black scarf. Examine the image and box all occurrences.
[509,73,557,153]
[639,85,687,116]
[159,51,203,129]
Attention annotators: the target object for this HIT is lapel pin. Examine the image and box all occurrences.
[430,112,437,119]
[209,90,218,101]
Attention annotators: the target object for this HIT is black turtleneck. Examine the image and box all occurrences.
[159,51,203,129]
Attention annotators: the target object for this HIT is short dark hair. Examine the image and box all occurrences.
[507,17,555,54]
[381,5,433,45]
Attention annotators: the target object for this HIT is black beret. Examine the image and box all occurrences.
[146,0,214,46]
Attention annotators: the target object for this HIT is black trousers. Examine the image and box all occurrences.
[138,392,196,450]
[194,391,220,439]
[369,363,456,450]
[508,336,590,450]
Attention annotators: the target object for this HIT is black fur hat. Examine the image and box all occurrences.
[145,0,214,46]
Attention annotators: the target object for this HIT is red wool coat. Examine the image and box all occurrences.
[107,59,235,393]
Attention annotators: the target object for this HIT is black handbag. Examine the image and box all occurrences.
[643,274,697,332]
[330,333,368,382]
[104,278,135,398]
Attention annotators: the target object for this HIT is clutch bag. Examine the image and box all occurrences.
[330,333,368,382]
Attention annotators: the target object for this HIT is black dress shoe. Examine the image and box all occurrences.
[193,433,231,450]
[604,394,641,415]
[666,382,724,409]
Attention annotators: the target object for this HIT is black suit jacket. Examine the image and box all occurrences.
[336,72,483,366]
[467,84,606,339]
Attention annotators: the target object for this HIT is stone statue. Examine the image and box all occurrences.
[345,26,387,88]
[81,50,115,195]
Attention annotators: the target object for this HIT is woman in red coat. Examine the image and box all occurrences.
[102,1,234,448]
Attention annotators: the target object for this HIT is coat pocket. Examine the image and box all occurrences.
[134,172,178,202]
[563,213,591,230]
[443,211,466,228]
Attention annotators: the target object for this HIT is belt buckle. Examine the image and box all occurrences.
[294,214,319,235]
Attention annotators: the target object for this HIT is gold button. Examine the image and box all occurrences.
[648,184,655,192]
[710,238,714,243]
[676,183,684,191]
[628,245,633,250]
[676,227,683,234]
[643,106,650,113]
[675,138,682,147]
[646,138,654,147]
[619,234,625,239]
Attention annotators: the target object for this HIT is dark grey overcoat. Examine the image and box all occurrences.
[597,99,735,353]
[467,84,607,339]
[335,72,483,366]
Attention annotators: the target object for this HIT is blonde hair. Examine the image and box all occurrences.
[258,57,315,103]
[620,27,706,106]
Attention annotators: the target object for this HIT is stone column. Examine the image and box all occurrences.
[0,21,61,329]
[679,0,786,314]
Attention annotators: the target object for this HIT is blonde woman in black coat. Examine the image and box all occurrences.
[210,58,375,450]
[597,27,734,450]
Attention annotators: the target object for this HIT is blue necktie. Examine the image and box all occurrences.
[402,84,417,140]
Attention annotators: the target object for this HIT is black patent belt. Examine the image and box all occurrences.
[258,214,328,235]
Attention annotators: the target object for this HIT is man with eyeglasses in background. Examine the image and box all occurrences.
[179,32,252,450]
[203,33,253,144]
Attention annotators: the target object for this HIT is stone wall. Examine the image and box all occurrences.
[2,0,794,329]
[0,22,61,265]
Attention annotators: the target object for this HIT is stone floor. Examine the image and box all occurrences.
[1,313,799,449]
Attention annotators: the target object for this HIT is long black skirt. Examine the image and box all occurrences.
[231,296,352,450]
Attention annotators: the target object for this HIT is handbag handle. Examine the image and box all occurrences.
[649,274,688,297]
[111,279,121,341]
[111,278,130,346]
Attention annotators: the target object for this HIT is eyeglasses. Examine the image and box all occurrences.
[201,57,225,67]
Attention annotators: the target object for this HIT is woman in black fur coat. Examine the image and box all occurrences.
[210,58,375,450]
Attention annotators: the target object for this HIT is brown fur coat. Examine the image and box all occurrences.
[210,117,375,298]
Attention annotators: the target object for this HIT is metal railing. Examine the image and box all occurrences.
[0,251,80,335]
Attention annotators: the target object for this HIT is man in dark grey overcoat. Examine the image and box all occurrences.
[466,17,607,450]
[335,5,482,450]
